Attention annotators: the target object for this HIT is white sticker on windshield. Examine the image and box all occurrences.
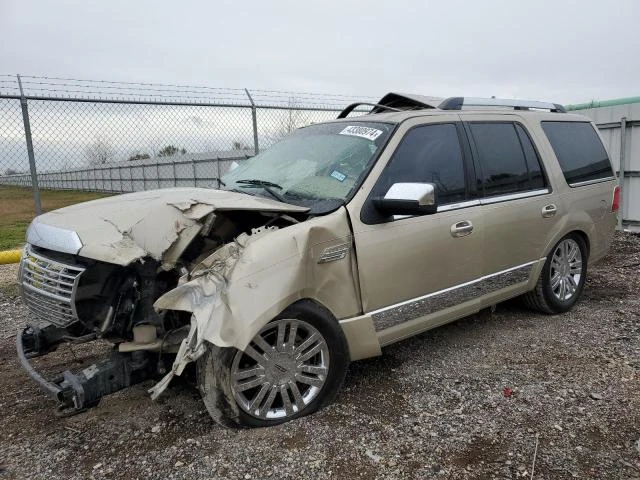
[330,170,347,182]
[339,125,383,141]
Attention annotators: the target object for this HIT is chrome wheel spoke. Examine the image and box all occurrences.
[289,382,305,410]
[569,261,582,275]
[298,364,328,376]
[295,373,324,388]
[236,375,267,392]
[259,385,279,417]
[253,335,275,358]
[232,365,264,381]
[248,382,271,411]
[567,245,578,262]
[276,322,287,352]
[286,323,298,353]
[550,271,561,289]
[280,385,294,416]
[294,332,320,355]
[243,344,268,365]
[297,340,325,362]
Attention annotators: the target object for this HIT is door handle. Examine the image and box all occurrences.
[451,220,473,238]
[542,204,557,218]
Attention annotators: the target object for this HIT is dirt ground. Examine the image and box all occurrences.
[0,233,638,480]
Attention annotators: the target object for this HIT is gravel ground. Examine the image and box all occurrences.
[0,233,638,480]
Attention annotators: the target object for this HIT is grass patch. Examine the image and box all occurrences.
[0,186,113,250]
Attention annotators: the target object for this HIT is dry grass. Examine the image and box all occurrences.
[0,186,112,250]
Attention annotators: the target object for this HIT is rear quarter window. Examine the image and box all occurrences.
[541,121,614,185]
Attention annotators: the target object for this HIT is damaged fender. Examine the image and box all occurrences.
[149,207,362,399]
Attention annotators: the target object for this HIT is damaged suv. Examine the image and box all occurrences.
[17,93,619,427]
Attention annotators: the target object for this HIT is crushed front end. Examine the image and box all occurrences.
[16,244,182,415]
[14,187,311,416]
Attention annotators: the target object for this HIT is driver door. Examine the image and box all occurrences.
[347,118,484,344]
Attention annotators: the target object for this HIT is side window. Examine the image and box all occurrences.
[515,124,546,190]
[541,121,613,185]
[375,123,466,205]
[468,122,542,196]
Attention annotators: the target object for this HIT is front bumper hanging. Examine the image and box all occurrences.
[17,326,159,416]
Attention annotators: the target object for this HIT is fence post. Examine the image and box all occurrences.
[618,117,627,231]
[142,163,147,190]
[245,88,259,155]
[17,74,42,215]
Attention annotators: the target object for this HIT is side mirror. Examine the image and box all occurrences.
[373,182,438,216]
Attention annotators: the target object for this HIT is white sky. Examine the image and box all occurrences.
[2,0,639,104]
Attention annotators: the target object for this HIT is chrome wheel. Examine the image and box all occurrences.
[231,319,330,421]
[549,238,583,301]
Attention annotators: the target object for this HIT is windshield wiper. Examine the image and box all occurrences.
[235,179,285,202]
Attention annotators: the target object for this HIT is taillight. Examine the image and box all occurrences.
[612,185,621,213]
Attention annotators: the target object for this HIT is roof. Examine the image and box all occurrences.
[338,92,569,122]
[336,109,588,125]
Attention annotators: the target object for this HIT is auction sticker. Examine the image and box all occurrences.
[330,170,347,182]
[339,125,383,141]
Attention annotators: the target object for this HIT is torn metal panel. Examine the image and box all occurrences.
[150,207,362,399]
[27,187,308,266]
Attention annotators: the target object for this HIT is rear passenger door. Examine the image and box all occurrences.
[463,117,560,303]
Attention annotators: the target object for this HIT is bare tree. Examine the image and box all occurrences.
[158,145,187,157]
[265,97,310,146]
[231,140,250,151]
[85,137,115,165]
[128,152,151,161]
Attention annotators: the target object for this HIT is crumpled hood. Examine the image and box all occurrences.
[27,187,309,265]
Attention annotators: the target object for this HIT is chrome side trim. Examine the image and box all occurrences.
[480,189,550,205]
[370,261,536,331]
[26,218,83,255]
[437,200,481,213]
[568,176,616,188]
[402,189,549,216]
[318,243,351,264]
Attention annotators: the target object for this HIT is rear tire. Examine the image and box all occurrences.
[523,233,588,314]
[197,301,349,428]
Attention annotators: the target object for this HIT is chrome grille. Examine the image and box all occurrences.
[20,246,85,327]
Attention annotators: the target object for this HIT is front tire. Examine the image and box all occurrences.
[523,233,588,314]
[197,301,349,428]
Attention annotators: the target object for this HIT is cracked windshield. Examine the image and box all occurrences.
[221,122,393,211]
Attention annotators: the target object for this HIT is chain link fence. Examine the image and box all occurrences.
[0,75,374,212]
[0,75,373,261]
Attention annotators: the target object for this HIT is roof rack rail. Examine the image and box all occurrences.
[337,102,401,119]
[439,97,566,113]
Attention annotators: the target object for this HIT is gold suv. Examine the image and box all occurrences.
[17,93,619,427]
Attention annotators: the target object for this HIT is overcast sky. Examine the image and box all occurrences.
[2,0,639,104]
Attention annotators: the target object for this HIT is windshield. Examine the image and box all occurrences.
[221,121,394,213]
